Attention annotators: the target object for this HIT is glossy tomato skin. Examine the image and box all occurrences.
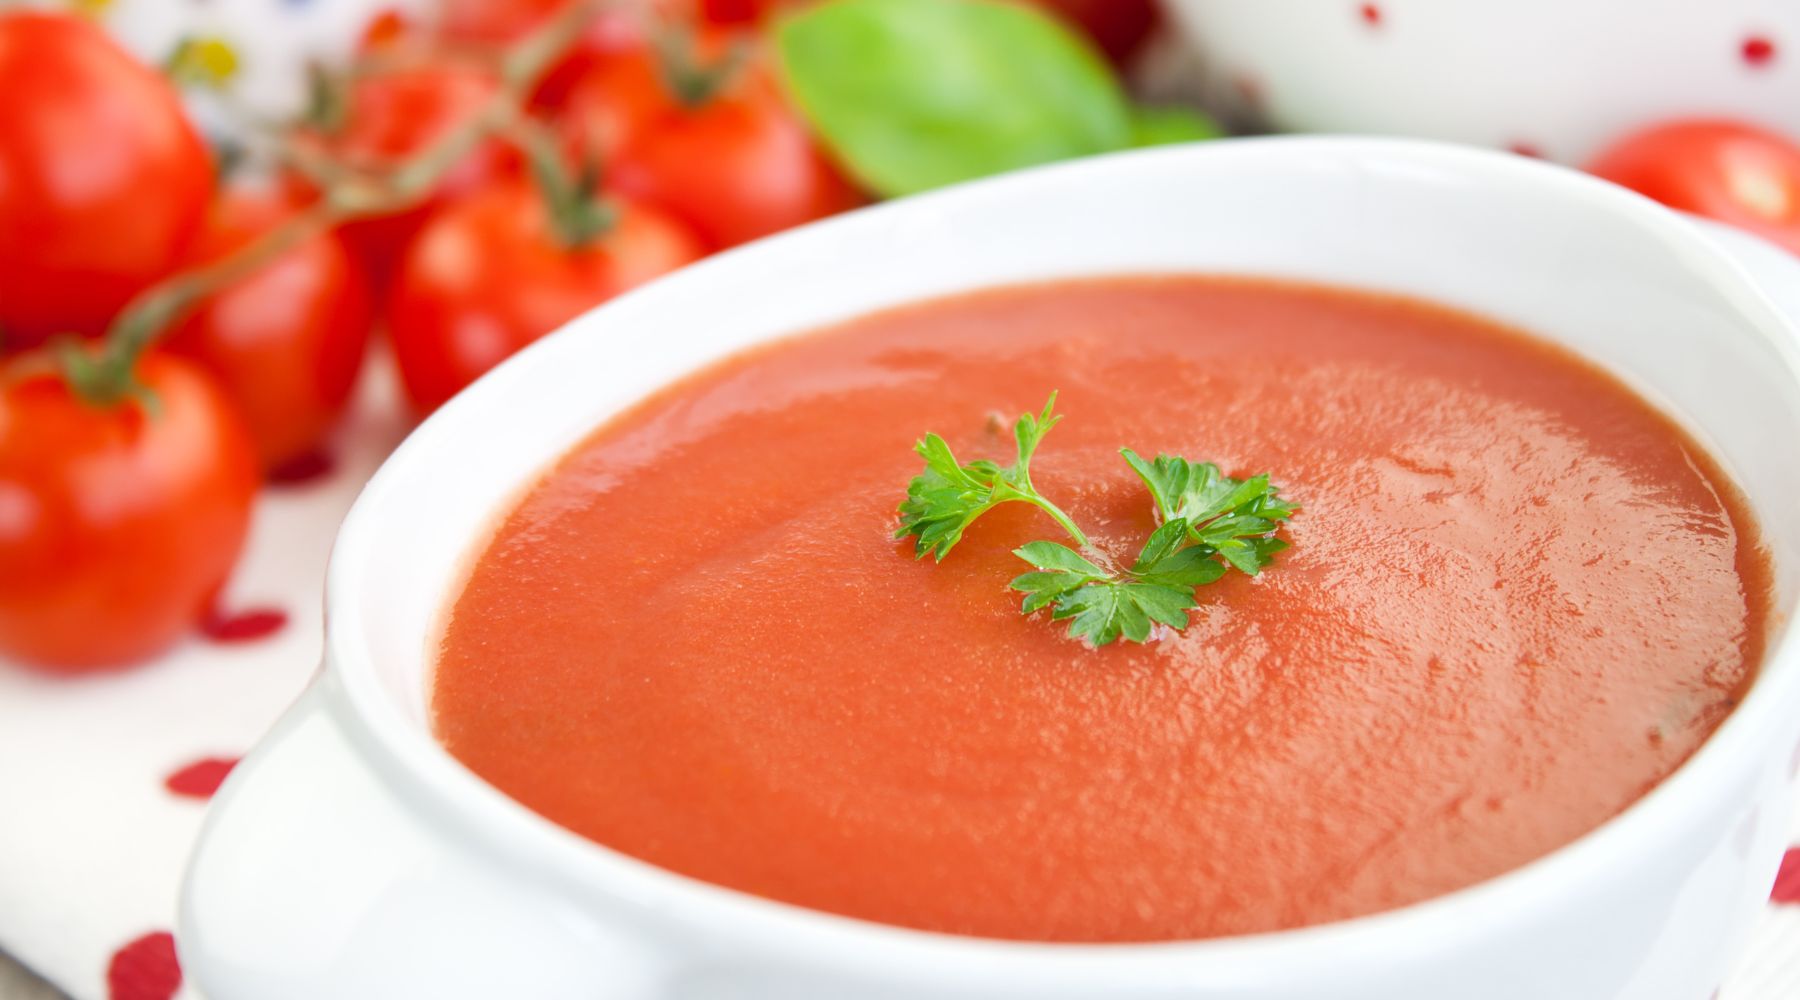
[562,43,862,250]
[0,12,212,347]
[0,354,259,671]
[388,180,705,413]
[289,62,515,286]
[164,188,376,470]
[1587,120,1800,255]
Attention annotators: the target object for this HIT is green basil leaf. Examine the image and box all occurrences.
[1131,105,1225,147]
[776,0,1134,197]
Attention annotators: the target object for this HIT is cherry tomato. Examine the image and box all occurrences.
[164,187,376,471]
[288,61,515,286]
[389,179,704,413]
[562,37,861,249]
[0,354,259,671]
[0,12,212,348]
[1587,120,1800,256]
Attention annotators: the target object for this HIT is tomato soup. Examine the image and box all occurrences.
[432,277,1771,942]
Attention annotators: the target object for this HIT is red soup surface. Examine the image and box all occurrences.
[433,277,1771,942]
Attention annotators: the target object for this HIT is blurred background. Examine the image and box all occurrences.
[1,1,1797,998]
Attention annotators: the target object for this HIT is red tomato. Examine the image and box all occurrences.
[288,62,514,286]
[164,188,376,471]
[0,12,212,348]
[1587,120,1800,256]
[562,39,861,249]
[388,179,705,412]
[0,354,259,671]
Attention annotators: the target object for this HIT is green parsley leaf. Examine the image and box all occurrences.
[1010,522,1215,646]
[1009,452,1294,646]
[1009,540,1111,612]
[1130,518,1229,589]
[896,393,1089,560]
[1121,449,1296,575]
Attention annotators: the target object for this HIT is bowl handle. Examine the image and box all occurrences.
[178,675,671,1000]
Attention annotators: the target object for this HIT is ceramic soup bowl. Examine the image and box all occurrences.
[182,137,1800,1000]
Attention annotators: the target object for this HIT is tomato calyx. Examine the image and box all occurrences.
[52,337,157,412]
[301,61,353,134]
[651,24,751,108]
[508,116,617,250]
[535,155,618,249]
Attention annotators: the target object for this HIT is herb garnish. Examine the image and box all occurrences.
[897,394,1295,646]
[895,393,1088,560]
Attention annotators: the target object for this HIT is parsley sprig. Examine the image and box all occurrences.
[896,393,1295,646]
[895,392,1088,560]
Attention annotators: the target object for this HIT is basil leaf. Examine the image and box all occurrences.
[1131,106,1225,147]
[776,0,1134,197]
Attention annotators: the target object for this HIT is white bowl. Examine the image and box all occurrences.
[1160,0,1800,164]
[181,138,1800,999]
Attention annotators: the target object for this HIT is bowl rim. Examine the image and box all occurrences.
[322,134,1800,979]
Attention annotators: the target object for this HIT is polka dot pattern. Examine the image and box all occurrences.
[1772,847,1800,904]
[106,932,180,1000]
[199,606,288,643]
[163,757,240,800]
[1743,34,1777,67]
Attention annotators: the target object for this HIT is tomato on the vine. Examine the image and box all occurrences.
[288,61,516,285]
[1586,120,1800,256]
[164,187,376,471]
[0,11,212,348]
[561,34,861,249]
[0,353,259,671]
[389,177,704,412]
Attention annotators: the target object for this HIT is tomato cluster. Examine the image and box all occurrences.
[0,2,866,672]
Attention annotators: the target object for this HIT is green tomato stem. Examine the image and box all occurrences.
[651,25,751,108]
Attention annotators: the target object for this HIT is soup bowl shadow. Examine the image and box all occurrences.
[181,137,1800,1000]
